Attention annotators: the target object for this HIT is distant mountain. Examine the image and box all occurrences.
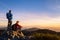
[22,28,60,36]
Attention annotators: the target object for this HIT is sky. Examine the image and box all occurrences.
[0,0,60,32]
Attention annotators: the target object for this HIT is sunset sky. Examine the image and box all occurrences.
[0,0,60,32]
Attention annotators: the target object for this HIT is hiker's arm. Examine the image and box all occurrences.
[18,25,22,28]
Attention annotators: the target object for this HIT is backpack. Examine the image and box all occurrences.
[12,24,17,31]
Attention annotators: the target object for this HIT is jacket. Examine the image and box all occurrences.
[6,13,12,20]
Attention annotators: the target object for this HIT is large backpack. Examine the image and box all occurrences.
[12,24,17,31]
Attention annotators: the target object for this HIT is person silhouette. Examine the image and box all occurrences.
[12,21,22,31]
[6,10,13,30]
[11,21,23,39]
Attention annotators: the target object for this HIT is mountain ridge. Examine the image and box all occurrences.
[22,28,60,36]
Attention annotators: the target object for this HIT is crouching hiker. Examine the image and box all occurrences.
[12,21,22,31]
[11,21,24,38]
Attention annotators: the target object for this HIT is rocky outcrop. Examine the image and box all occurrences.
[1,29,26,40]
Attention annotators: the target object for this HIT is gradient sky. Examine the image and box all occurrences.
[0,0,60,32]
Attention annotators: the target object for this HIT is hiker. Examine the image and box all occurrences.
[6,10,13,27]
[11,21,23,39]
[12,21,22,31]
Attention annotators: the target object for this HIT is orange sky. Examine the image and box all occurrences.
[0,15,60,32]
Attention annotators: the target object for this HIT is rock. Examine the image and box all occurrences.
[1,29,26,40]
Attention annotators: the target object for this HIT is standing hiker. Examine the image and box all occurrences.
[6,10,13,27]
[6,10,13,39]
[6,10,13,31]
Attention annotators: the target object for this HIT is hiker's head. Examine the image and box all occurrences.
[16,21,19,24]
[9,10,11,13]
